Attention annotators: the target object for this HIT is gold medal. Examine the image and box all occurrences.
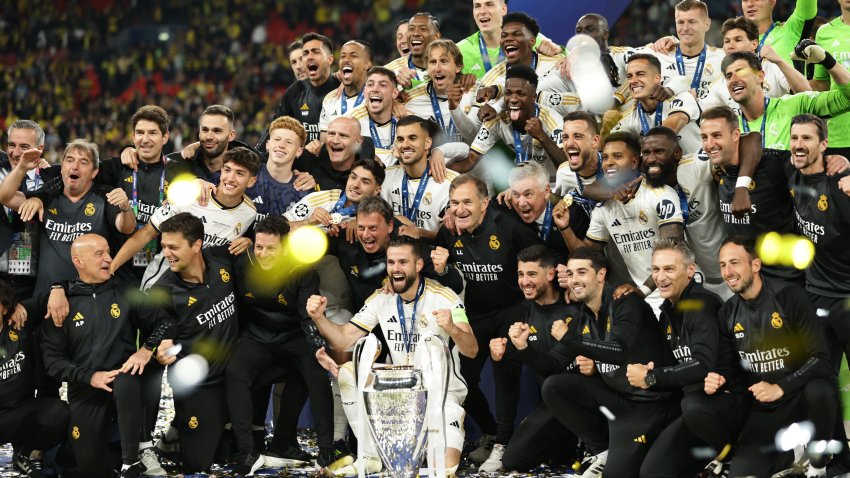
[562,194,574,207]
[331,213,343,225]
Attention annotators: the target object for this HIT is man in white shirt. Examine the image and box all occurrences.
[345,67,402,166]
[319,41,374,139]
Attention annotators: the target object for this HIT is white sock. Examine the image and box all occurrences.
[331,379,348,441]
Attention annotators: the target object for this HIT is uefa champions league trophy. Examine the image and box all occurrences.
[353,334,451,478]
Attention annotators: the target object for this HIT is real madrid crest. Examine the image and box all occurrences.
[8,330,18,341]
[84,202,96,216]
[747,180,756,191]
[489,234,500,250]
[771,312,783,329]
[423,192,432,206]
[189,416,199,429]
[110,303,121,318]
[639,210,648,225]
[418,313,428,328]
[235,222,243,235]
[220,268,230,282]
[818,194,828,212]
[277,294,288,305]
[72,426,81,439]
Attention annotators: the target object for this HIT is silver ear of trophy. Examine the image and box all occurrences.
[422,335,451,478]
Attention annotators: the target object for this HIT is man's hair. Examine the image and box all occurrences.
[644,126,681,146]
[653,238,695,266]
[702,106,739,131]
[409,12,441,32]
[509,161,549,191]
[302,32,334,55]
[351,158,386,186]
[131,105,170,134]
[602,131,641,159]
[396,115,437,138]
[64,139,100,169]
[388,235,423,260]
[425,39,464,69]
[563,111,599,136]
[345,39,375,62]
[502,12,541,38]
[8,120,45,147]
[506,64,539,88]
[721,51,762,75]
[366,66,398,87]
[791,113,828,142]
[720,235,757,261]
[568,246,608,272]
[0,280,17,321]
[675,0,709,16]
[450,174,488,200]
[721,16,759,41]
[202,104,235,126]
[159,212,204,246]
[223,147,261,176]
[627,53,663,74]
[517,245,558,269]
[286,40,303,56]
[356,195,394,224]
[254,215,291,237]
[396,19,409,29]
[268,116,307,146]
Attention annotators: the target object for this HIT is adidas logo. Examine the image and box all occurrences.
[254,196,263,204]
[610,218,622,227]
[633,435,647,444]
[72,312,84,321]
[833,40,840,47]
[388,316,398,323]
[392,188,401,195]
[529,325,537,333]
[125,176,133,183]
[454,239,463,248]
[245,292,254,298]
[300,103,309,111]
[200,216,208,223]
[471,64,482,71]
[450,421,461,428]
[188,296,197,306]
[733,323,744,332]
[582,324,590,335]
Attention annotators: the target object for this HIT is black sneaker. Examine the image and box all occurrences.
[233,451,264,476]
[14,452,46,478]
[263,446,314,467]
[118,462,145,478]
[694,459,730,477]
[317,446,354,471]
[252,429,267,454]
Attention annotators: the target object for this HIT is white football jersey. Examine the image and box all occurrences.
[319,88,366,132]
[612,92,703,155]
[284,189,357,226]
[586,181,684,286]
[345,105,398,166]
[478,52,565,93]
[677,151,724,281]
[554,153,602,197]
[404,82,473,144]
[642,44,725,100]
[350,278,469,400]
[385,54,430,84]
[381,165,458,232]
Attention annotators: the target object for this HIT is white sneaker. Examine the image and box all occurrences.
[805,464,826,477]
[334,456,383,477]
[139,447,167,476]
[479,444,505,473]
[578,450,608,478]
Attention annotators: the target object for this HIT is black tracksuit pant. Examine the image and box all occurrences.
[640,391,750,478]
[0,397,69,452]
[542,373,679,478]
[171,380,228,473]
[66,374,142,477]
[501,401,578,471]
[226,333,334,453]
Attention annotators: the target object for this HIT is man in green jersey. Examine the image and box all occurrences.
[812,0,850,157]
[457,0,560,79]
[722,48,850,150]
[742,0,818,69]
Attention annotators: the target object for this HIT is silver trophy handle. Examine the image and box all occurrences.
[353,335,381,478]
[423,335,451,478]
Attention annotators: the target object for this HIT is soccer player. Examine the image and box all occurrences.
[457,0,560,79]
[434,174,541,463]
[385,13,442,89]
[307,236,477,475]
[481,245,579,472]
[0,139,136,295]
[249,116,312,222]
[787,114,850,369]
[742,0,818,66]
[284,158,384,230]
[345,67,402,166]
[811,0,850,157]
[110,147,259,291]
[382,115,458,239]
[542,247,676,478]
[396,20,410,57]
[454,65,566,176]
[39,234,167,477]
[699,106,802,284]
[612,54,703,155]
[723,48,850,151]
[554,111,603,215]
[225,216,344,475]
[701,17,811,111]
[553,132,685,314]
[319,40,374,138]
[715,236,835,477]
[274,33,340,145]
[0,279,69,477]
[148,213,242,474]
[627,240,748,478]
[575,13,635,87]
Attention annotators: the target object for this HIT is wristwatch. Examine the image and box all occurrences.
[645,369,657,387]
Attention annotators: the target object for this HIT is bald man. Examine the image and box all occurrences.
[575,13,635,88]
[38,234,168,477]
[294,116,375,191]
